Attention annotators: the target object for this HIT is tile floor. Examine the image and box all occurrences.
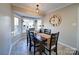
[10,33,75,55]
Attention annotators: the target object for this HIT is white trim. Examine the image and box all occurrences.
[58,41,77,50]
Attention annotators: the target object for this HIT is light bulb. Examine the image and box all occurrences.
[36,10,39,13]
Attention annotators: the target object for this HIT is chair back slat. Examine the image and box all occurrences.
[29,31,34,40]
[39,29,44,33]
[44,29,51,35]
[49,32,59,49]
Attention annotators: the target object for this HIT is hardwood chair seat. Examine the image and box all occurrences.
[43,42,55,50]
[44,44,55,50]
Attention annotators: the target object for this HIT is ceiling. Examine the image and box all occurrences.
[12,3,72,18]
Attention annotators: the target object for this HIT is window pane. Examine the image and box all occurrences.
[22,18,34,32]
[37,20,42,29]
[14,17,20,36]
[14,17,19,25]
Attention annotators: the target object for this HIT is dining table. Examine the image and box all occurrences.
[29,31,51,54]
[35,33,51,45]
[29,30,51,43]
[36,33,50,40]
[34,33,51,54]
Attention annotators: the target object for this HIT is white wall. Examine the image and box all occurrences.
[77,6,79,51]
[0,4,12,54]
[43,4,78,49]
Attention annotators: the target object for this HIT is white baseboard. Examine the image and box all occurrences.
[58,41,77,50]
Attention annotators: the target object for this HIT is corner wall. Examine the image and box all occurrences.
[42,4,78,49]
[0,4,12,54]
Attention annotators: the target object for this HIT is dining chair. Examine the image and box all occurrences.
[27,29,35,46]
[29,31,41,55]
[39,29,44,33]
[42,32,59,55]
[44,29,51,35]
[26,30,29,46]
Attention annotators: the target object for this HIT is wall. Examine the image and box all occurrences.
[77,6,79,51]
[43,4,78,49]
[0,4,12,54]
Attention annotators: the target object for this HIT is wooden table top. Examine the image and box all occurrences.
[29,31,51,40]
[37,33,51,40]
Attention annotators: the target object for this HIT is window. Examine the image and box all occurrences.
[37,19,42,30]
[22,18,34,32]
[14,17,19,26]
[14,17,20,36]
[23,19,34,28]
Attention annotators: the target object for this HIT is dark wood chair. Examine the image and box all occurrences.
[26,30,29,46]
[42,32,59,55]
[39,29,44,33]
[44,29,51,35]
[26,28,35,46]
[29,31,41,55]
